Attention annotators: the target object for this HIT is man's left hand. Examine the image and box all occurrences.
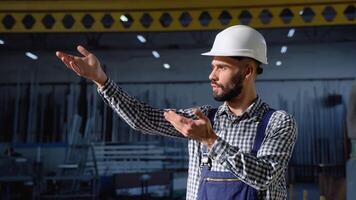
[164,109,217,149]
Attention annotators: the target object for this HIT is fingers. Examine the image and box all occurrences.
[56,50,84,74]
[164,111,192,133]
[164,111,188,126]
[56,51,74,68]
[56,48,91,78]
[194,109,209,121]
[193,109,212,127]
[69,61,82,76]
[56,51,73,61]
[77,45,91,57]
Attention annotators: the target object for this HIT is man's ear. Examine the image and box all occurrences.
[244,63,255,79]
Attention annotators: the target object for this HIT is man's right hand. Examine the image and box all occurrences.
[56,45,108,88]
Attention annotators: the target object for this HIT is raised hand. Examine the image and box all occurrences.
[164,109,218,149]
[56,45,108,87]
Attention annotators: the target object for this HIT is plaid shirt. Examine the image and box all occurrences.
[98,79,297,200]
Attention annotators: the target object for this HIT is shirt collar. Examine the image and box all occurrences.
[216,96,264,120]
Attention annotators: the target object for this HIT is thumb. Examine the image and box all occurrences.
[77,45,91,57]
[194,109,209,122]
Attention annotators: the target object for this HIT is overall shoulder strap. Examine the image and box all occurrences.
[251,109,276,155]
[201,108,218,154]
[207,108,218,125]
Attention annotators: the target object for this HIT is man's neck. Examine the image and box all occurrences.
[226,91,257,117]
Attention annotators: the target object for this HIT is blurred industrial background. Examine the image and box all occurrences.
[0,0,356,199]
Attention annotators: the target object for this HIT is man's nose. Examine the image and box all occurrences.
[209,69,217,81]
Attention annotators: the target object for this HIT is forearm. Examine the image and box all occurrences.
[210,139,284,190]
[97,78,183,138]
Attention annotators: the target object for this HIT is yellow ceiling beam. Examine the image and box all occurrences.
[0,0,353,11]
[0,0,355,33]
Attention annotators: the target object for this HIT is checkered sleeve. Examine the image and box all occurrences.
[209,110,297,190]
[97,78,211,139]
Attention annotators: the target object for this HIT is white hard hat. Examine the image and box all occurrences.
[202,25,268,65]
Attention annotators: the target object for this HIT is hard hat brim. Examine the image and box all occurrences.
[201,51,268,65]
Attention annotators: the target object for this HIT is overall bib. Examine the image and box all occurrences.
[197,109,275,200]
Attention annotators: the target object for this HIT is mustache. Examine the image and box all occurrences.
[211,81,223,88]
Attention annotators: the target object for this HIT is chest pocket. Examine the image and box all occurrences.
[213,114,260,153]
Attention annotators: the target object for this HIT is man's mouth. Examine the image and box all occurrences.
[211,83,221,89]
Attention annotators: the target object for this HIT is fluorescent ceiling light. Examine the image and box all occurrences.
[280,46,288,54]
[120,15,128,22]
[287,28,295,38]
[152,51,160,58]
[25,52,38,60]
[163,63,170,69]
[137,35,146,43]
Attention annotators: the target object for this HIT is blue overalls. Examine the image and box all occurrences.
[197,109,275,200]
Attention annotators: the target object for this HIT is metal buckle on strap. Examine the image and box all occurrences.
[200,153,212,169]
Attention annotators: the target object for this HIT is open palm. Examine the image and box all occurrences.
[56,45,107,86]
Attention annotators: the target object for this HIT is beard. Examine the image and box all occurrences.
[212,72,244,102]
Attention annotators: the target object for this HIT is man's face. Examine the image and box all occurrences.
[209,56,245,102]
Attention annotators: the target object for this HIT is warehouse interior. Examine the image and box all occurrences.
[0,0,356,199]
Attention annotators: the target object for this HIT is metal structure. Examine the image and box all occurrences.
[1,0,355,33]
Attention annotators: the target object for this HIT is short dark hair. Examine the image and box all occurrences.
[230,56,263,75]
